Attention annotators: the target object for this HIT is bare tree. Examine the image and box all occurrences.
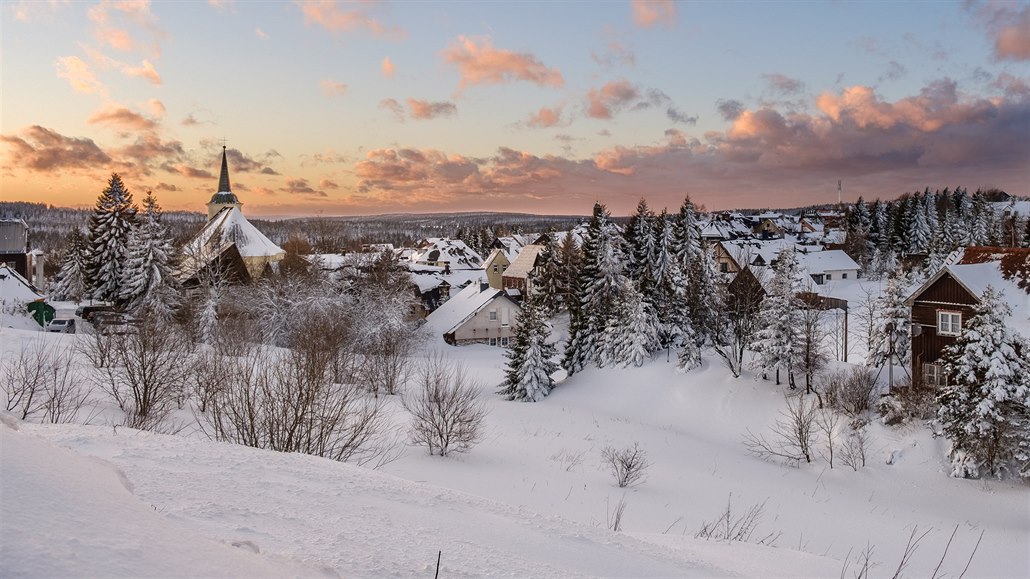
[711,266,766,377]
[743,393,818,465]
[2,341,90,423]
[606,495,628,532]
[816,409,842,469]
[797,308,830,394]
[97,316,193,430]
[402,355,487,456]
[840,426,869,471]
[600,443,651,488]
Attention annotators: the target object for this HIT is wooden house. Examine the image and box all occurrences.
[906,247,1030,386]
[501,244,545,297]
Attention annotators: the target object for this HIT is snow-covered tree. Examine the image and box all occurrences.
[650,210,687,354]
[119,192,176,314]
[908,193,931,255]
[565,203,631,370]
[685,243,724,348]
[868,268,912,371]
[938,287,1030,478]
[534,233,564,316]
[50,229,88,302]
[751,249,804,387]
[624,198,655,283]
[601,283,660,368]
[500,292,558,402]
[83,174,137,302]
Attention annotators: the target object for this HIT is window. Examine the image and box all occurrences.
[500,336,509,347]
[489,337,497,346]
[719,262,728,273]
[489,309,497,321]
[937,311,961,336]
[826,274,832,281]
[923,363,948,387]
[492,264,499,273]
[842,273,848,279]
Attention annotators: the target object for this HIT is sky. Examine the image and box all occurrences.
[1,1,1028,218]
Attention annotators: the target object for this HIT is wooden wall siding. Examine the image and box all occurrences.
[910,273,979,386]
[914,274,979,307]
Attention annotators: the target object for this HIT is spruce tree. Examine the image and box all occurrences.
[750,249,804,387]
[50,229,88,302]
[624,198,655,283]
[908,192,931,255]
[938,287,1030,478]
[500,292,558,402]
[868,268,911,370]
[84,174,137,302]
[534,233,564,316]
[120,192,175,313]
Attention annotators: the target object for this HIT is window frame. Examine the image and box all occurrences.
[923,363,948,387]
[489,309,497,321]
[937,311,962,336]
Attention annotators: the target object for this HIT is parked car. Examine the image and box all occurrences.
[47,319,76,333]
[75,305,116,321]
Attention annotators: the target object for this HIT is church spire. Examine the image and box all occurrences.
[218,145,232,193]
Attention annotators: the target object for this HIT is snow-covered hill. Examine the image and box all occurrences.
[1,326,1027,577]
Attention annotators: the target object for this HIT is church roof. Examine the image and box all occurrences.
[209,147,240,205]
[178,206,284,280]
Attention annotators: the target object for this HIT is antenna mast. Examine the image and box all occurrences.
[837,180,842,206]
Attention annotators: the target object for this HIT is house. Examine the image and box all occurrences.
[0,262,44,309]
[795,250,860,285]
[483,249,510,290]
[906,247,1030,387]
[424,281,520,346]
[501,244,545,297]
[0,219,30,279]
[753,214,787,239]
[715,238,823,276]
[178,147,285,285]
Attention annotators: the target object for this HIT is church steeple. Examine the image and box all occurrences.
[206,145,243,220]
[218,146,232,193]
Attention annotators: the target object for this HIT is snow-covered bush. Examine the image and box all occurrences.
[403,355,487,457]
[818,366,877,417]
[600,443,650,488]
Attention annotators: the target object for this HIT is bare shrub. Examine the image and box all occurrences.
[402,355,487,456]
[840,426,869,471]
[695,494,779,545]
[818,366,877,416]
[360,329,414,397]
[97,317,192,430]
[2,341,90,423]
[600,442,650,487]
[199,345,392,465]
[877,378,937,426]
[743,394,817,465]
[79,325,115,368]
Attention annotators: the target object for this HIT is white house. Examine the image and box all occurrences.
[424,281,520,346]
[796,250,860,285]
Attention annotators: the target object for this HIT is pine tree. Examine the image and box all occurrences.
[557,230,582,313]
[908,192,931,254]
[50,229,88,302]
[120,192,175,313]
[650,210,685,353]
[624,198,655,282]
[751,249,804,387]
[600,282,660,368]
[867,268,912,370]
[577,202,631,367]
[533,232,564,316]
[83,174,137,302]
[938,287,1030,478]
[500,293,558,402]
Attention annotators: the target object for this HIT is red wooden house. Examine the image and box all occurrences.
[905,247,1030,386]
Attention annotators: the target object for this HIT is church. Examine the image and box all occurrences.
[177,147,285,285]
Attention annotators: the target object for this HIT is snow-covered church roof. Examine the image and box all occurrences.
[181,207,283,272]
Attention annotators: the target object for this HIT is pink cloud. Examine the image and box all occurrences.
[122,59,161,84]
[526,106,563,128]
[970,2,1030,61]
[295,0,401,38]
[54,56,106,96]
[87,105,159,132]
[407,99,457,120]
[146,99,165,117]
[442,35,564,91]
[631,0,676,28]
[1,126,112,173]
[87,0,165,57]
[381,56,395,78]
[379,98,405,121]
[586,80,639,119]
[320,79,348,97]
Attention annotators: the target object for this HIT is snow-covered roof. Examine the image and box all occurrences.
[424,281,517,337]
[908,247,1030,338]
[721,238,823,269]
[411,239,483,270]
[796,250,859,275]
[502,244,545,280]
[0,263,43,306]
[178,207,284,281]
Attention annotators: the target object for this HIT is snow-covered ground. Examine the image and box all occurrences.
[2,321,1028,577]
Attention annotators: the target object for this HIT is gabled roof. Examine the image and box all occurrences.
[483,248,510,270]
[796,250,859,275]
[424,281,519,337]
[411,239,483,269]
[907,247,1030,337]
[502,244,545,280]
[0,263,43,305]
